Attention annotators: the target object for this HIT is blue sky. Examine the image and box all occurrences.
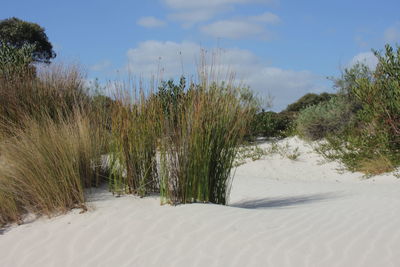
[2,0,400,110]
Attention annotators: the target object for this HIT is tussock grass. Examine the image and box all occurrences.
[0,63,88,132]
[0,111,106,225]
[0,58,109,227]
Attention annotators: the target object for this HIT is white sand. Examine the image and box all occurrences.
[1,137,400,267]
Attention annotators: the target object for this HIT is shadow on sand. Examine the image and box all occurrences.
[230,192,341,209]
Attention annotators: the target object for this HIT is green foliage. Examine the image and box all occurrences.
[0,17,56,63]
[157,76,186,117]
[296,96,355,140]
[354,44,400,148]
[249,111,292,138]
[309,44,400,175]
[284,92,335,113]
[0,43,35,78]
[248,92,336,140]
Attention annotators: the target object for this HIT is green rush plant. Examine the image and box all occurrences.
[159,79,257,205]
[109,87,161,197]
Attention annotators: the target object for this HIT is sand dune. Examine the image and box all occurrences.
[1,137,400,267]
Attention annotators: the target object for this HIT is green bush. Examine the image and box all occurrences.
[247,92,336,140]
[0,43,35,79]
[353,45,400,151]
[309,44,400,175]
[249,111,292,138]
[296,96,354,140]
[284,92,335,113]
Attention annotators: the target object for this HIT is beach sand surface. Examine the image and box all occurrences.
[1,137,400,267]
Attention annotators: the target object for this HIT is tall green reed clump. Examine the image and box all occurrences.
[0,111,106,225]
[159,73,257,205]
[109,85,161,196]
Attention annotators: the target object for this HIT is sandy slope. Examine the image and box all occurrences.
[1,137,400,267]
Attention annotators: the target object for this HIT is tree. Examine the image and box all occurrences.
[284,92,335,113]
[0,17,56,63]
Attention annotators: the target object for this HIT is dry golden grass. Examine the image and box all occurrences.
[0,111,107,226]
[0,62,110,227]
[357,155,394,176]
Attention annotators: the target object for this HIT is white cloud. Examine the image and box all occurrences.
[244,68,325,110]
[163,0,277,27]
[137,16,166,28]
[168,9,220,27]
[125,41,325,110]
[90,60,111,72]
[384,22,400,43]
[349,52,378,70]
[199,11,280,40]
[250,12,280,24]
[200,20,267,39]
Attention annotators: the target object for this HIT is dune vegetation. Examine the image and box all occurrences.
[1,17,399,228]
[0,42,257,226]
[294,45,400,175]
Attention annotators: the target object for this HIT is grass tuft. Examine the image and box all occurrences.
[0,111,106,225]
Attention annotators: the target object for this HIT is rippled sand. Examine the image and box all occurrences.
[1,137,399,267]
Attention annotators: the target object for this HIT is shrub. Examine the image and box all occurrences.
[0,43,35,79]
[284,92,335,113]
[310,44,400,175]
[296,96,354,140]
[352,45,400,151]
[249,111,292,138]
[157,76,186,125]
